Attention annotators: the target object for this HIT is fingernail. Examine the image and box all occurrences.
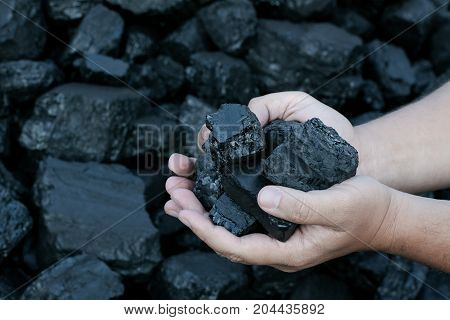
[259,187,282,209]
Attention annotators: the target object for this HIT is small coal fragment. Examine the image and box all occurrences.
[360,80,385,111]
[0,0,47,61]
[45,0,101,22]
[422,69,450,96]
[206,104,264,166]
[365,40,415,103]
[290,272,354,299]
[247,20,362,93]
[73,54,129,85]
[381,0,436,55]
[124,27,157,63]
[264,119,304,153]
[150,251,248,299]
[198,0,257,55]
[350,112,383,126]
[20,83,145,162]
[105,0,203,16]
[210,194,257,236]
[430,23,450,74]
[263,118,359,191]
[21,254,124,300]
[162,17,210,64]
[376,256,429,299]
[223,161,296,242]
[193,150,223,211]
[0,185,32,263]
[186,52,257,105]
[64,5,124,61]
[149,208,185,236]
[417,269,450,300]
[0,60,63,102]
[253,0,336,21]
[33,158,162,278]
[333,8,374,39]
[178,95,215,157]
[412,60,436,96]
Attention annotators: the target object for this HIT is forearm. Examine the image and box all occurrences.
[355,82,450,193]
[380,191,450,272]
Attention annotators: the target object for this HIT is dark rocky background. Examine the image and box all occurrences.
[0,0,449,299]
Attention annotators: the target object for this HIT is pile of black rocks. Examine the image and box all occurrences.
[0,0,449,300]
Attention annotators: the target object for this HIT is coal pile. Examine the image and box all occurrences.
[0,0,449,300]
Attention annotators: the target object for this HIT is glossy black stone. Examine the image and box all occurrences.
[263,118,358,191]
[210,194,257,236]
[21,254,124,300]
[206,104,264,166]
[223,161,296,242]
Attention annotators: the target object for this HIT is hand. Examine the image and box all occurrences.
[164,91,388,271]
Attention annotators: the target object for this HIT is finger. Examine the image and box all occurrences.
[258,185,340,226]
[171,189,206,213]
[168,153,196,177]
[197,125,211,150]
[165,176,194,195]
[178,210,294,266]
[164,200,182,218]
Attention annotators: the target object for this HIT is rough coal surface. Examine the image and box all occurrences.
[124,27,157,63]
[333,8,374,39]
[193,149,223,211]
[365,40,415,103]
[199,0,257,55]
[45,0,101,22]
[33,158,161,278]
[64,5,124,61]
[20,83,144,162]
[150,208,185,236]
[253,0,336,20]
[73,54,129,85]
[186,52,257,105]
[206,104,264,166]
[412,60,436,96]
[0,0,47,61]
[0,185,32,262]
[251,266,308,298]
[247,20,362,93]
[263,118,358,191]
[210,194,257,236]
[430,23,450,74]
[178,95,215,157]
[0,60,63,102]
[150,251,248,299]
[162,17,210,64]
[360,80,385,111]
[0,162,27,199]
[264,119,304,152]
[417,270,450,299]
[106,0,202,16]
[290,272,353,299]
[223,161,296,242]
[21,254,124,300]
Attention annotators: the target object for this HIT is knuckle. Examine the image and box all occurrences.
[293,198,313,222]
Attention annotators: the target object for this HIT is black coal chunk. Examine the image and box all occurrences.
[290,272,354,299]
[381,0,436,55]
[253,0,336,20]
[64,5,124,61]
[186,52,257,105]
[360,80,385,111]
[0,162,27,200]
[193,150,223,211]
[0,60,63,103]
[33,158,162,278]
[0,96,10,155]
[223,161,296,242]
[45,0,102,22]
[20,83,144,162]
[124,27,157,63]
[21,254,124,300]
[206,104,264,166]
[430,23,450,74]
[198,0,257,55]
[178,95,215,157]
[412,60,437,96]
[0,0,47,61]
[0,185,32,263]
[73,54,129,85]
[251,266,308,298]
[375,256,429,299]
[210,194,257,236]
[333,8,374,39]
[149,251,248,299]
[105,0,203,16]
[247,20,362,93]
[150,208,185,236]
[264,119,304,152]
[263,118,358,191]
[350,112,383,126]
[417,269,450,300]
[162,17,210,64]
[365,40,415,103]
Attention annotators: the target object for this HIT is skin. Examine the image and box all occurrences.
[165,82,450,273]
